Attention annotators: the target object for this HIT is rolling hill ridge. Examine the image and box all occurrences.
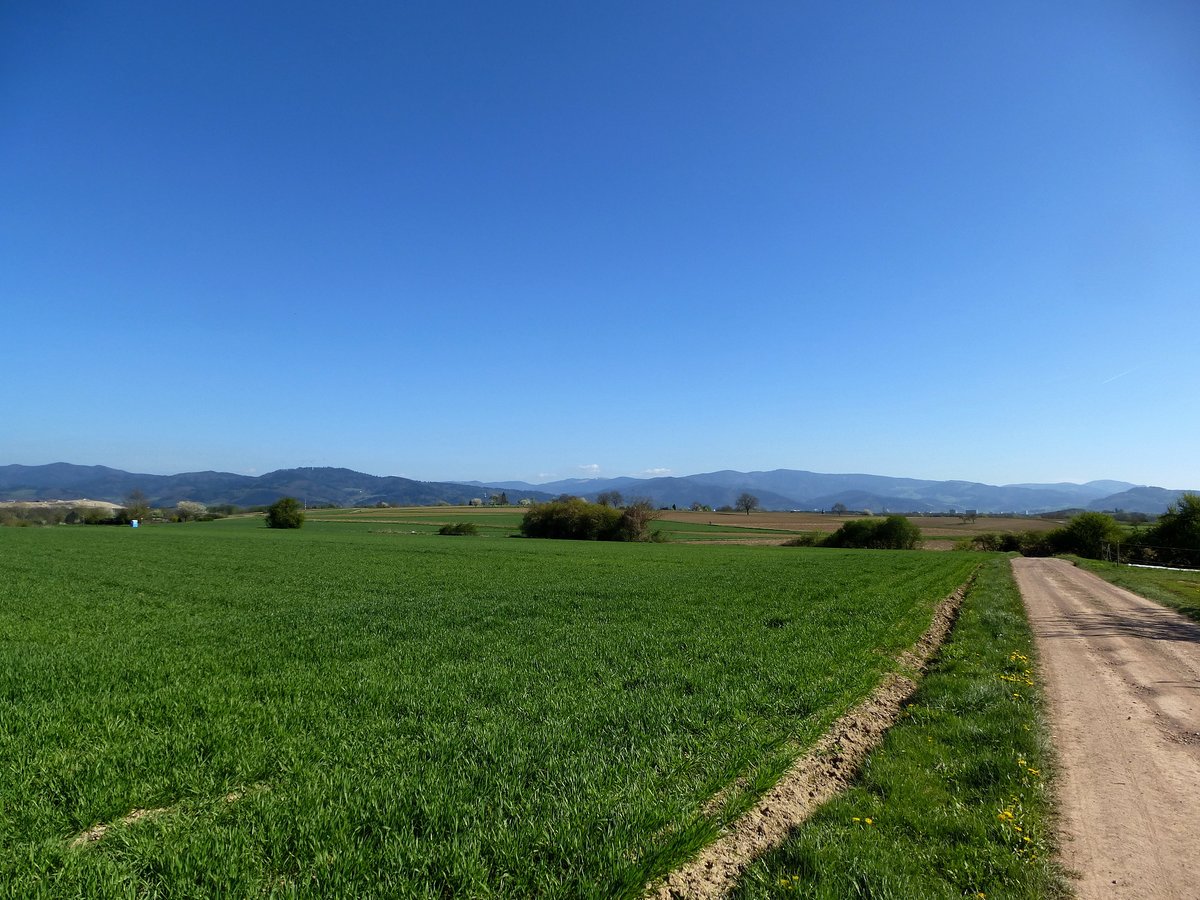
[0,463,1191,515]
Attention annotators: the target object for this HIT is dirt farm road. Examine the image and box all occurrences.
[1012,558,1200,899]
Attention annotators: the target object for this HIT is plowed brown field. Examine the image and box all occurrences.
[659,510,1064,537]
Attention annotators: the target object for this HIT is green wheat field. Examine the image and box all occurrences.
[1,517,977,897]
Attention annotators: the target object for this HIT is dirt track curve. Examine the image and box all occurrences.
[1013,558,1200,899]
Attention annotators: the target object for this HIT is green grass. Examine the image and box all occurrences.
[1071,557,1200,622]
[0,522,976,897]
[729,557,1067,900]
[304,507,809,542]
[647,520,807,541]
[304,506,527,535]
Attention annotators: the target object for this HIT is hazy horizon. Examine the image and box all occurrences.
[4,459,1189,493]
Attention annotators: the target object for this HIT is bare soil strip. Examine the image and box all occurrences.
[1013,558,1200,900]
[69,784,268,848]
[647,576,973,899]
[70,806,170,847]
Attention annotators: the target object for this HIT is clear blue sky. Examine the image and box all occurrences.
[3,1,1197,488]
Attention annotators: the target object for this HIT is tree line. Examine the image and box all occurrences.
[967,494,1200,567]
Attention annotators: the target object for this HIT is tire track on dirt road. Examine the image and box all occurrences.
[1012,558,1200,900]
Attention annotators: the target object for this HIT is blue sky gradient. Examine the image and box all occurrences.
[3,2,1198,487]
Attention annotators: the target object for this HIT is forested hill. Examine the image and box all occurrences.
[0,464,551,508]
[1,463,1191,514]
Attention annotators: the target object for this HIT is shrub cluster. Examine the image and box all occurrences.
[783,516,922,550]
[966,532,1036,553]
[266,497,305,529]
[780,533,823,547]
[1,501,246,528]
[1,505,158,527]
[438,522,479,536]
[1120,493,1200,567]
[519,498,662,542]
[967,517,1120,558]
[0,506,70,527]
[962,497,1200,566]
[822,515,923,550]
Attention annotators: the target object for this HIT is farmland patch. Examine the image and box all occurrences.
[1,523,976,896]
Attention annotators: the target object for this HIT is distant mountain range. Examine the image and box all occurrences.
[475,470,1189,515]
[0,463,1192,515]
[0,464,552,509]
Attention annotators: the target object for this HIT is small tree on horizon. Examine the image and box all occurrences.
[735,492,758,515]
[596,490,623,508]
[123,488,150,522]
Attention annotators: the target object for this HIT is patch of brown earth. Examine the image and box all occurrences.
[70,806,170,847]
[657,510,1064,538]
[69,784,269,848]
[647,575,974,899]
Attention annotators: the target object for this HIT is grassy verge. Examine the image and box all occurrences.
[1071,558,1200,622]
[729,556,1067,900]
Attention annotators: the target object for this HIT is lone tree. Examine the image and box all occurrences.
[735,492,759,515]
[123,489,150,522]
[266,496,305,529]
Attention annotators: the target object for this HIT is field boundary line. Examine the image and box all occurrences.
[646,571,977,900]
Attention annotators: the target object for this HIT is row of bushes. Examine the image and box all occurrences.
[963,495,1200,566]
[1124,493,1200,567]
[438,522,478,536]
[518,498,664,542]
[969,511,1124,558]
[0,499,252,528]
[784,515,924,550]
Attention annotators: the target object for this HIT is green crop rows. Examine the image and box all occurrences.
[1,520,976,897]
